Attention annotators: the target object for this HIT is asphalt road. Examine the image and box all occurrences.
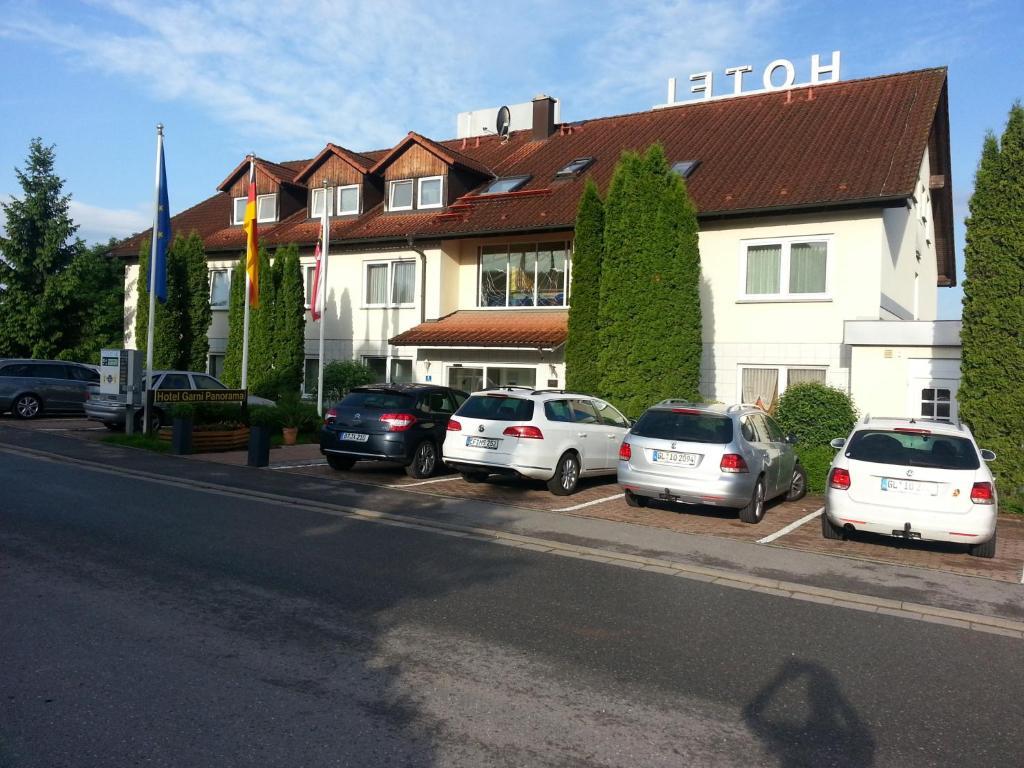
[2,448,1022,767]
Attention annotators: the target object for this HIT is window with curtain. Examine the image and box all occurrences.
[366,261,415,307]
[741,368,780,411]
[338,185,359,215]
[391,262,415,305]
[365,263,388,305]
[480,246,509,306]
[787,368,827,387]
[478,242,571,307]
[209,270,230,309]
[742,238,830,298]
[311,187,333,218]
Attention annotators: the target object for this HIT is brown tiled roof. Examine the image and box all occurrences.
[112,69,955,283]
[389,310,567,347]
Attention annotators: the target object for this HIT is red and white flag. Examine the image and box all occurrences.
[310,235,324,320]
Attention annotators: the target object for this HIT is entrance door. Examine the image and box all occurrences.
[448,367,484,393]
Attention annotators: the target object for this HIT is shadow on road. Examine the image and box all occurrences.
[743,658,876,768]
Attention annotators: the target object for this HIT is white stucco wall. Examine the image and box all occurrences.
[850,345,961,419]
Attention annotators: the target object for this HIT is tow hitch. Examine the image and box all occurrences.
[658,488,679,502]
[892,522,922,540]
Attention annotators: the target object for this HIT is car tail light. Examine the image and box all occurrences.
[447,419,462,432]
[970,482,994,505]
[380,413,417,432]
[324,408,337,426]
[618,441,632,461]
[502,425,544,439]
[894,427,931,435]
[720,453,748,473]
[829,467,851,490]
[671,408,702,414]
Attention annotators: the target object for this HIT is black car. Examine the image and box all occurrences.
[320,384,469,478]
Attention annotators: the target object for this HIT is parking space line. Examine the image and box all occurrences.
[757,507,824,545]
[553,494,623,513]
[270,461,328,470]
[387,476,463,489]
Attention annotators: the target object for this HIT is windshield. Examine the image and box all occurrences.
[339,390,415,410]
[456,395,535,421]
[845,430,980,470]
[632,411,733,444]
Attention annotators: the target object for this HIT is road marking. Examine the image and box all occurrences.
[270,461,328,470]
[756,507,824,545]
[40,427,106,432]
[1,442,1021,639]
[553,494,623,512]
[387,475,463,488]
[1020,562,1023,585]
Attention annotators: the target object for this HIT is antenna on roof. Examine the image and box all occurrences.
[496,106,511,143]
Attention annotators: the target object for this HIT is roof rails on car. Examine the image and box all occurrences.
[532,389,568,395]
[481,385,536,393]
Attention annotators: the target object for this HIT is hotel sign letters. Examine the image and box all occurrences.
[661,51,842,106]
[153,389,247,404]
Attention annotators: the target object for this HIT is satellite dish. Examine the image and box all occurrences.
[496,106,511,139]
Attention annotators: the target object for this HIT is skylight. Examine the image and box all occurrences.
[555,157,595,177]
[671,160,701,179]
[482,175,530,195]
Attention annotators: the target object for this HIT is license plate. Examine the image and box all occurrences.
[652,450,698,467]
[341,432,369,443]
[466,436,499,449]
[880,478,937,495]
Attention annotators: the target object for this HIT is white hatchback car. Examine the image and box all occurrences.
[823,417,998,558]
[442,387,631,495]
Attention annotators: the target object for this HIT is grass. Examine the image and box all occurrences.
[102,433,171,453]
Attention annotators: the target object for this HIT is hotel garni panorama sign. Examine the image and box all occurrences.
[655,51,842,107]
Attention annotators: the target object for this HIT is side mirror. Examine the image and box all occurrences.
[829,437,846,449]
[980,449,997,462]
[786,433,799,445]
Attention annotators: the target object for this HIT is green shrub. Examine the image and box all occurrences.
[775,382,857,447]
[167,402,246,428]
[312,360,376,404]
[795,444,838,494]
[248,404,282,430]
[275,393,320,430]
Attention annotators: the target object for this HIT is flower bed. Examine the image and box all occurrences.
[157,424,250,453]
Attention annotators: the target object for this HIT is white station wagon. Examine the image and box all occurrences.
[442,387,631,495]
[823,416,998,558]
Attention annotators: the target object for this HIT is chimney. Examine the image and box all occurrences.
[532,94,556,141]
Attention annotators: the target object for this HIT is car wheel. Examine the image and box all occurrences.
[821,511,844,540]
[461,471,488,483]
[785,464,808,502]
[625,490,648,508]
[134,410,163,435]
[405,440,437,479]
[968,531,997,559]
[547,452,580,496]
[13,394,42,419]
[326,454,356,471]
[738,477,766,523]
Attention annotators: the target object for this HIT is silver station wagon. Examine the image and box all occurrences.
[0,358,99,418]
[617,401,807,523]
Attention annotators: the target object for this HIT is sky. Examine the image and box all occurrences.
[1,0,1022,320]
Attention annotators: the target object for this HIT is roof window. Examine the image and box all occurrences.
[671,160,701,179]
[482,175,531,195]
[555,157,595,178]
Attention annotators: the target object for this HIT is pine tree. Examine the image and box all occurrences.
[247,246,277,396]
[184,232,212,372]
[273,244,306,396]
[598,144,703,417]
[959,104,1024,511]
[51,240,126,363]
[134,238,151,359]
[151,236,190,369]
[565,179,604,395]
[222,259,246,387]
[0,138,83,358]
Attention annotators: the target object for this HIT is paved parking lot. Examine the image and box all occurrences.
[7,415,1024,584]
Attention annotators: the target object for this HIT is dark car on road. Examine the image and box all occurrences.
[0,358,99,418]
[320,384,468,478]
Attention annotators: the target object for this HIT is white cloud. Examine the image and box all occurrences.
[69,199,150,244]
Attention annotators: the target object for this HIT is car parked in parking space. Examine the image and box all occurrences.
[617,401,806,523]
[823,416,998,558]
[0,358,100,419]
[84,370,274,433]
[442,387,631,495]
[320,384,468,478]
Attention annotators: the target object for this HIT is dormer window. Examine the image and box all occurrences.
[256,193,278,223]
[556,157,595,178]
[482,175,530,195]
[337,185,360,215]
[389,180,414,211]
[311,187,333,218]
[232,197,247,225]
[671,160,701,178]
[417,176,443,209]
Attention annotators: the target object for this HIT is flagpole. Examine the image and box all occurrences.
[241,154,254,392]
[317,179,329,416]
[143,124,164,435]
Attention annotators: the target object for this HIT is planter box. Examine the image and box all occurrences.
[158,426,250,453]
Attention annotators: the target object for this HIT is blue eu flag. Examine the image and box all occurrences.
[153,140,171,302]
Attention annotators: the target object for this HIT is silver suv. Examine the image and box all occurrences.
[617,401,806,523]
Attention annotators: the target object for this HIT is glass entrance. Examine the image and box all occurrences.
[448,367,484,393]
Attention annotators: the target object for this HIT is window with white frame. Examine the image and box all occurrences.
[364,261,415,307]
[208,354,225,379]
[304,265,316,308]
[209,269,230,309]
[337,184,360,215]
[478,242,571,307]
[311,187,333,218]
[303,358,319,395]
[388,179,414,211]
[739,366,827,411]
[741,237,830,300]
[920,387,952,421]
[363,356,387,382]
[417,176,443,209]
[256,193,278,223]
[232,197,247,225]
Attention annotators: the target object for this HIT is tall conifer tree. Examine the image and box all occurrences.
[960,104,1024,510]
[222,259,246,387]
[184,232,212,372]
[565,180,604,395]
[273,245,306,396]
